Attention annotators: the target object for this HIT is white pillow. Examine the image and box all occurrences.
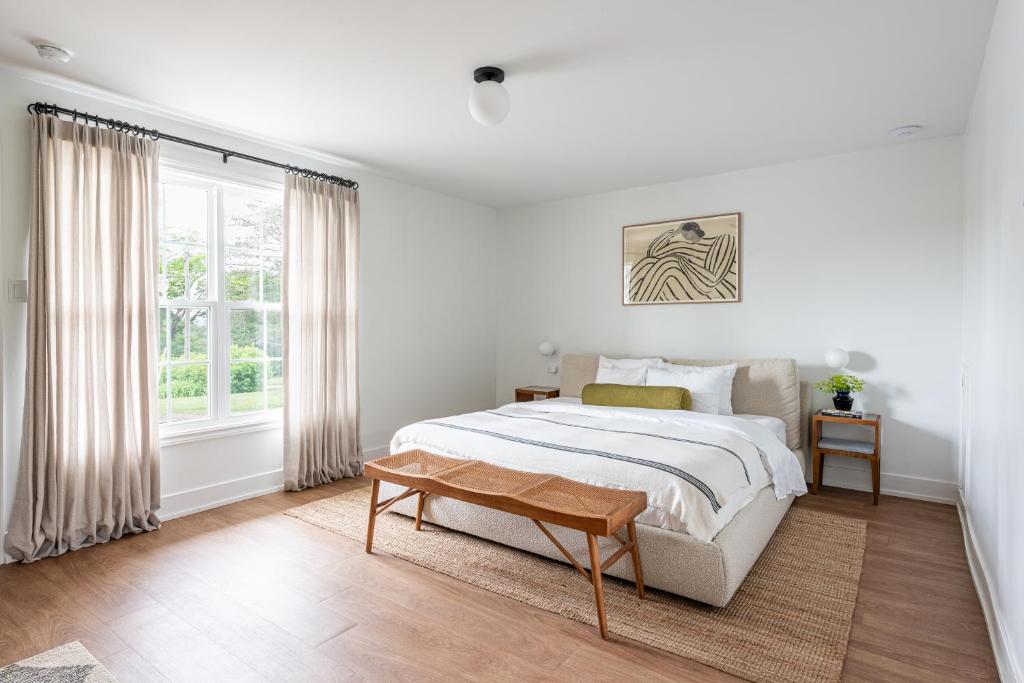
[645,366,721,414]
[598,355,664,370]
[659,363,739,414]
[594,366,649,386]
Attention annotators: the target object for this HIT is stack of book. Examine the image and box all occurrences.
[821,409,863,419]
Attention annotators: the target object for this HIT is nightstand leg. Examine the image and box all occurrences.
[810,419,821,494]
[871,457,880,505]
[811,449,822,494]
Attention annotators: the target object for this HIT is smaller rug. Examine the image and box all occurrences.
[0,642,117,683]
[287,488,866,683]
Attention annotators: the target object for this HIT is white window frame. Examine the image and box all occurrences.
[158,162,284,444]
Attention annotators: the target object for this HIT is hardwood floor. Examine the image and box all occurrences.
[0,480,998,682]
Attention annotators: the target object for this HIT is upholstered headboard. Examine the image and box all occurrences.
[560,354,808,451]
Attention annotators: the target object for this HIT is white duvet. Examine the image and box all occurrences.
[390,399,807,543]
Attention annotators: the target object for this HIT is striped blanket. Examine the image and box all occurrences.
[390,400,806,542]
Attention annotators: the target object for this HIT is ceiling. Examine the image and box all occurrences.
[0,0,997,207]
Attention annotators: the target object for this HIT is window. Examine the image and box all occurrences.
[158,169,283,431]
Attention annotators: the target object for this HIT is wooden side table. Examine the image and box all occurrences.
[811,410,882,504]
[515,385,560,402]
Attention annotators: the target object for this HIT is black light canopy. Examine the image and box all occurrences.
[473,66,505,84]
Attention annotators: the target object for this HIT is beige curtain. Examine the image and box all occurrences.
[283,176,360,490]
[5,115,161,562]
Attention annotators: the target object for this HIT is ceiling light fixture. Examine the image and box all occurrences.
[468,66,509,126]
[889,125,922,138]
[31,40,74,63]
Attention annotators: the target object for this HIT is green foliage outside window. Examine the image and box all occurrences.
[158,364,208,399]
[158,346,267,399]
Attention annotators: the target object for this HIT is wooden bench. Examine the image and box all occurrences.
[364,449,648,639]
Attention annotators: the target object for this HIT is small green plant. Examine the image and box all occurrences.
[815,374,865,394]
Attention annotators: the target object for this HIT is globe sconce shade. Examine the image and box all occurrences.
[469,66,510,126]
[538,341,556,357]
[824,348,850,369]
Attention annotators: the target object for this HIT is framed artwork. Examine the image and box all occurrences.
[622,212,741,305]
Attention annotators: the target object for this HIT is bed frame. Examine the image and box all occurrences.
[383,353,809,606]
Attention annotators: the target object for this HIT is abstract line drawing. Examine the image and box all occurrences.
[623,213,740,304]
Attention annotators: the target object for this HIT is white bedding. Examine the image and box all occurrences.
[390,399,806,543]
[734,414,788,444]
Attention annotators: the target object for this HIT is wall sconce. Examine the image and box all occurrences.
[824,348,850,369]
[538,341,558,374]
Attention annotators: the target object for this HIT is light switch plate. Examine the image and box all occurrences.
[7,279,27,302]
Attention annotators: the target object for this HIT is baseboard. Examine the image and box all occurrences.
[160,469,284,521]
[958,491,1023,683]
[363,444,390,461]
[815,462,956,504]
[2,445,391,556]
[160,444,391,520]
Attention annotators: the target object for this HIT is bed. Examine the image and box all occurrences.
[381,354,810,606]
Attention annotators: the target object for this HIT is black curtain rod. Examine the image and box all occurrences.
[27,102,358,189]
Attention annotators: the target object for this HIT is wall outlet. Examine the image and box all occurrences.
[7,279,27,302]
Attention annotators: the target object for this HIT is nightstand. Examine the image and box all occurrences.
[811,410,882,504]
[515,386,560,402]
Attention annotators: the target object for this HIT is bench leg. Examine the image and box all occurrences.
[365,478,380,554]
[586,533,609,640]
[415,491,425,530]
[626,521,645,600]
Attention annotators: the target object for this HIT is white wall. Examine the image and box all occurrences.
[0,69,497,539]
[496,138,965,502]
[961,0,1024,678]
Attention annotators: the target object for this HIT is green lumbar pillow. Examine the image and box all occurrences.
[581,383,692,411]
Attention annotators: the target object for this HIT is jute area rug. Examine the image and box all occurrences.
[286,489,866,683]
[0,641,117,682]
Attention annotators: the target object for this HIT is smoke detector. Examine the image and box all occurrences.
[889,125,922,138]
[31,40,73,63]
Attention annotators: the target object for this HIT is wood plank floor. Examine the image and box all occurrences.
[0,480,998,682]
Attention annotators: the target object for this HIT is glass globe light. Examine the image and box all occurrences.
[469,80,510,126]
[469,67,510,126]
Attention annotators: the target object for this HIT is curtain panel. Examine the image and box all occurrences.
[5,114,161,562]
[283,176,360,490]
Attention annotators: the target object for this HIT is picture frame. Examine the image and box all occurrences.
[622,212,741,305]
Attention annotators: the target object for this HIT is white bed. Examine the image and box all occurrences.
[381,354,810,606]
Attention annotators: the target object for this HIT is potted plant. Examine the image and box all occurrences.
[814,374,865,411]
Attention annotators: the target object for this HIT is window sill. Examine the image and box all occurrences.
[160,418,282,447]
